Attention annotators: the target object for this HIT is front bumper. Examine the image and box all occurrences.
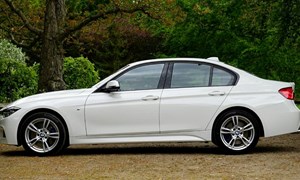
[0,113,21,145]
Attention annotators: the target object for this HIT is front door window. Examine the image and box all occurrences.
[116,63,164,91]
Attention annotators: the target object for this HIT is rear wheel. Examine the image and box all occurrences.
[213,110,260,154]
[21,112,67,156]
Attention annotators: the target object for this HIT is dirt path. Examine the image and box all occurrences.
[1,133,300,179]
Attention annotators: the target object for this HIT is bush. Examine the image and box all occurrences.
[0,58,38,102]
[0,39,99,102]
[0,39,37,102]
[64,56,99,89]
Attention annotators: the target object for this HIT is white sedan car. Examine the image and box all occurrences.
[0,58,299,155]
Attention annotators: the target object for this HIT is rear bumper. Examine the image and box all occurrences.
[257,101,300,137]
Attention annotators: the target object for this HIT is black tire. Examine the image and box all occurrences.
[212,110,260,154]
[20,112,67,156]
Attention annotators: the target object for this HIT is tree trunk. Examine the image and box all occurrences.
[38,0,66,92]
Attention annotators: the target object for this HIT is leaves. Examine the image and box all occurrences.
[0,40,38,102]
[0,39,27,62]
[64,56,99,89]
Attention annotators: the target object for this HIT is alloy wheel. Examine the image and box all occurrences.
[220,115,255,151]
[24,118,60,153]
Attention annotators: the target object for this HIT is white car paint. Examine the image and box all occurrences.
[0,58,299,154]
[160,86,233,132]
[85,89,162,135]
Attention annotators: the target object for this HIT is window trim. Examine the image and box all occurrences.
[94,60,239,92]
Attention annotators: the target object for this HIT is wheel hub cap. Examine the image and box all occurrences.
[234,130,241,136]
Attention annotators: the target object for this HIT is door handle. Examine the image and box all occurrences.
[142,95,159,101]
[208,91,225,96]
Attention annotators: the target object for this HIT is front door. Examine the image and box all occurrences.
[85,63,165,136]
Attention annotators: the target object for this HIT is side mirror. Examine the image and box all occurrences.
[104,80,120,93]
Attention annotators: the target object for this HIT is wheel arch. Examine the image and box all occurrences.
[17,108,70,147]
[212,106,265,143]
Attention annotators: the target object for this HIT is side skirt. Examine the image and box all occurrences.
[70,130,211,145]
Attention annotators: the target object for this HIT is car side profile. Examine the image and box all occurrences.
[0,57,299,155]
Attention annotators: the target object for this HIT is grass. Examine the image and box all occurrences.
[297,104,300,109]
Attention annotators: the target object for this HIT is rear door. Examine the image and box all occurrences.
[160,62,236,132]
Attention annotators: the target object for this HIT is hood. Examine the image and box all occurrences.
[8,89,88,107]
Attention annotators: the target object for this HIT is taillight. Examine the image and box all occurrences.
[279,87,294,100]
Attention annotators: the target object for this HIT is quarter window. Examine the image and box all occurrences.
[171,63,211,88]
[212,67,235,86]
[116,63,164,91]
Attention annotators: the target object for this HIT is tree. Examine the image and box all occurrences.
[63,0,183,78]
[39,0,66,90]
[0,0,155,92]
[65,16,163,78]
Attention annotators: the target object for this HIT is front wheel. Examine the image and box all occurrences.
[213,110,260,154]
[21,112,67,156]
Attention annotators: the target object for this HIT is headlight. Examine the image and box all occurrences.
[0,106,20,118]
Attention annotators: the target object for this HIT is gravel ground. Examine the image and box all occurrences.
[0,133,299,179]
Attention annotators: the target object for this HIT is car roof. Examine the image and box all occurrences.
[128,57,223,67]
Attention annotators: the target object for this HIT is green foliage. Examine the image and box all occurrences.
[1,0,300,97]
[63,56,99,89]
[65,16,162,78]
[64,0,181,79]
[157,0,300,97]
[0,39,27,62]
[0,39,37,102]
[66,0,110,16]
[28,0,42,8]
[0,58,38,103]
